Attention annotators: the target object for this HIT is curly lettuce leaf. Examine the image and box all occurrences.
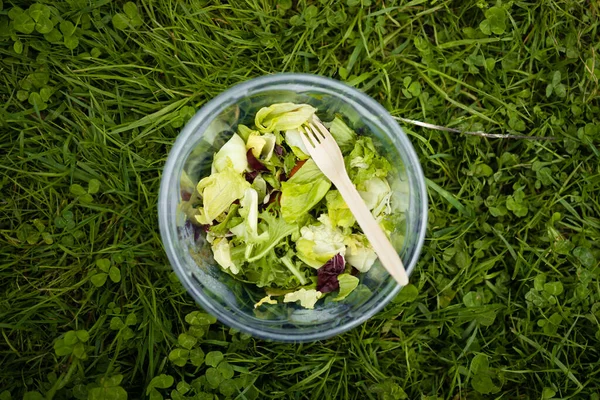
[212,133,248,174]
[283,288,323,309]
[255,103,316,133]
[345,137,392,185]
[195,167,250,225]
[280,159,331,222]
[244,248,297,288]
[283,151,297,175]
[280,252,309,286]
[229,240,247,268]
[246,211,298,263]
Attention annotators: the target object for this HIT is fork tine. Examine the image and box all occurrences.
[303,124,323,146]
[305,123,325,143]
[311,118,333,141]
[299,126,317,149]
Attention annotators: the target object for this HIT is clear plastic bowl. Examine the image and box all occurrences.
[158,74,427,342]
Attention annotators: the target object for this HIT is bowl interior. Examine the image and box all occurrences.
[160,76,427,341]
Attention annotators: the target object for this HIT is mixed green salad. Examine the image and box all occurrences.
[180,103,401,310]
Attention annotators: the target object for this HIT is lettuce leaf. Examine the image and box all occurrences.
[197,103,400,298]
[231,188,270,260]
[209,204,241,236]
[195,167,250,225]
[328,117,356,154]
[237,124,256,143]
[229,241,247,269]
[333,273,360,301]
[251,175,268,203]
[280,159,331,222]
[255,103,316,133]
[246,211,298,262]
[230,188,268,244]
[180,170,196,195]
[246,132,277,161]
[345,137,392,185]
[284,129,310,160]
[296,214,346,268]
[326,190,355,228]
[358,177,392,217]
[390,176,410,214]
[344,234,377,273]
[211,237,240,274]
[254,295,277,308]
[244,248,295,288]
[283,288,323,309]
[262,173,281,191]
[281,182,331,222]
[212,133,248,174]
[286,158,325,184]
[238,188,261,240]
[344,284,373,307]
[283,151,297,175]
[280,252,309,285]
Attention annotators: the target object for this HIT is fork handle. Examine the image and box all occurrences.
[335,175,409,286]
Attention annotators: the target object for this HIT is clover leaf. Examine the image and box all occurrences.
[112,2,143,30]
[13,12,35,34]
[479,6,507,36]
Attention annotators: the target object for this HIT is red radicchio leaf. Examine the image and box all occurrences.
[268,191,280,205]
[244,170,259,183]
[246,149,267,172]
[274,144,284,156]
[181,191,192,201]
[317,254,346,293]
[185,220,206,241]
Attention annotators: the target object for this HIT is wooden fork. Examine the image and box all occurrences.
[299,118,409,286]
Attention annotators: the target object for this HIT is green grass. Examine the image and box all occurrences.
[1,0,599,399]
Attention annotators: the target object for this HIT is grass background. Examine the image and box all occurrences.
[1,0,599,399]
